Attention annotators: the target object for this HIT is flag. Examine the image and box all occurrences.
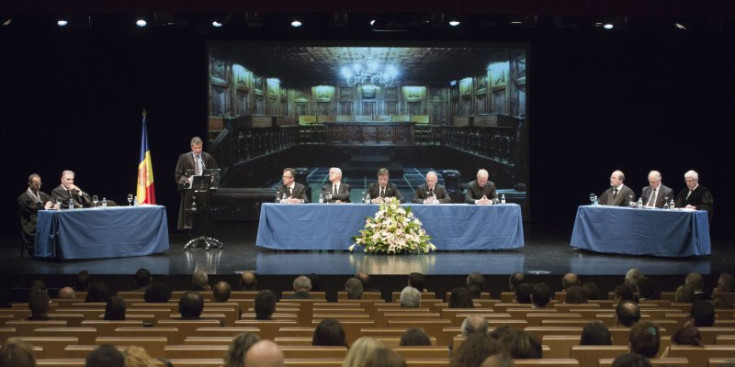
[136,111,156,204]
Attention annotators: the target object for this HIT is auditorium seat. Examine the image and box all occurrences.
[35,359,86,367]
[273,337,313,345]
[32,327,97,345]
[46,313,84,327]
[598,358,689,367]
[542,335,580,358]
[443,292,492,301]
[157,319,222,336]
[14,337,78,358]
[554,303,601,312]
[115,291,145,300]
[708,358,735,367]
[235,320,299,340]
[184,336,237,345]
[278,326,318,338]
[697,327,735,344]
[171,291,213,301]
[716,335,735,344]
[0,327,17,341]
[379,312,441,327]
[112,326,181,344]
[311,319,375,344]
[387,320,451,345]
[444,312,513,326]
[375,336,438,348]
[195,326,261,338]
[337,291,382,300]
[6,320,68,335]
[525,327,584,341]
[166,359,223,367]
[393,346,449,359]
[541,319,603,327]
[569,345,630,367]
[164,345,227,359]
[494,303,533,312]
[240,312,299,320]
[80,320,143,334]
[283,359,343,367]
[280,345,347,359]
[95,336,167,357]
[667,345,735,367]
[392,291,438,302]
[513,359,579,367]
[525,313,583,327]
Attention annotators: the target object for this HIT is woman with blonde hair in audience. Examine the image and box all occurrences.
[123,346,156,367]
[223,332,261,367]
[342,337,383,367]
[0,338,36,367]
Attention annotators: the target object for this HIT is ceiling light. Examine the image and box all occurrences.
[448,20,460,27]
[674,22,687,30]
[603,23,614,30]
[369,19,376,26]
[2,19,11,26]
[136,19,147,27]
[291,19,302,28]
[57,19,68,27]
[212,21,223,28]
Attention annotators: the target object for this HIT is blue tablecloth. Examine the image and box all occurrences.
[35,205,170,260]
[256,203,524,251]
[570,205,711,257]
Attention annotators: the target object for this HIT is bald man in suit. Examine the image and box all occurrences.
[640,170,674,208]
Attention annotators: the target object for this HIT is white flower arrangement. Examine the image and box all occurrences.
[350,197,436,254]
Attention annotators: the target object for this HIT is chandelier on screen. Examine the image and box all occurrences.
[341,62,398,88]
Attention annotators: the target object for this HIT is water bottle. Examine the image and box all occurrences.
[663,202,669,209]
[68,199,74,210]
[319,193,324,204]
[191,199,197,212]
[636,198,643,208]
[133,196,139,207]
[500,194,506,204]
[670,199,676,210]
[102,197,107,208]
[277,191,283,203]
[363,191,370,204]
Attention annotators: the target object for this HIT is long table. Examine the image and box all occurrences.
[570,205,711,257]
[256,203,524,251]
[35,205,170,260]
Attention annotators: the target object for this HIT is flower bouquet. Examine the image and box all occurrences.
[350,197,436,254]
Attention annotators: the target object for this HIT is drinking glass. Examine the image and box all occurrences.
[92,195,99,208]
[55,198,62,209]
[325,192,332,203]
[589,193,595,204]
[127,194,133,206]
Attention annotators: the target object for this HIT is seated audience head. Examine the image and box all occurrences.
[515,283,533,303]
[399,328,432,346]
[363,347,406,367]
[629,322,660,358]
[345,277,364,299]
[690,300,715,327]
[685,272,705,292]
[530,282,553,308]
[562,273,580,290]
[86,345,125,367]
[580,322,612,345]
[466,272,485,289]
[191,270,210,291]
[625,269,644,289]
[122,346,155,367]
[29,290,49,319]
[461,315,489,336]
[254,290,277,320]
[213,281,232,302]
[293,275,312,292]
[408,272,426,292]
[490,326,512,340]
[582,281,601,300]
[612,353,652,367]
[467,283,483,299]
[239,271,257,290]
[671,324,702,346]
[399,286,421,308]
[1,338,36,367]
[716,273,735,294]
[614,284,638,303]
[178,291,204,319]
[355,272,372,290]
[85,281,110,303]
[509,272,525,291]
[58,286,75,299]
[104,296,126,321]
[450,334,500,367]
[636,277,659,300]
[674,285,694,303]
[616,300,641,327]
[76,270,90,291]
[313,318,348,347]
[244,340,285,367]
[144,282,171,303]
[564,285,588,304]
[449,287,475,308]
[497,329,543,359]
[223,332,260,367]
[480,354,514,367]
[30,279,46,294]
[134,268,152,289]
[342,337,383,367]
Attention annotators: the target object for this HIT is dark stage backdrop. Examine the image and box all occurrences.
[3,27,734,239]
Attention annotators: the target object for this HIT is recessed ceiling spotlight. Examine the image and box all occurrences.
[291,19,302,28]
[674,22,687,30]
[449,20,460,27]
[57,19,69,27]
[603,23,614,30]
[2,19,11,26]
[136,19,147,27]
[212,21,223,28]
[369,19,376,26]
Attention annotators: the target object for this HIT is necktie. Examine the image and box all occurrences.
[428,188,434,197]
[613,188,618,198]
[195,155,202,175]
[648,188,657,207]
[686,189,693,199]
[380,187,385,198]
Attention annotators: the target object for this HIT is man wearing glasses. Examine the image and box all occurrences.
[275,168,308,203]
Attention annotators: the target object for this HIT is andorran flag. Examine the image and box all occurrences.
[136,111,156,204]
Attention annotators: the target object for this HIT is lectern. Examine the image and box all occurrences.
[183,170,223,250]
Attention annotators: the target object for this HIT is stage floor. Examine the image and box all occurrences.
[0,222,728,277]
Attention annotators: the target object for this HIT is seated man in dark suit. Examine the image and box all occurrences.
[413,171,451,204]
[18,173,54,256]
[675,170,713,216]
[640,170,674,208]
[283,275,312,299]
[321,167,350,203]
[598,170,635,206]
[366,167,403,203]
[51,170,92,208]
[275,167,309,203]
[465,169,498,205]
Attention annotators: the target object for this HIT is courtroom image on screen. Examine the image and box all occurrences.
[206,44,529,217]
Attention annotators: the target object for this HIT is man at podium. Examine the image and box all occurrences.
[175,136,218,230]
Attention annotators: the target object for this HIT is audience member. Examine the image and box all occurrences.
[514,283,533,304]
[713,297,734,309]
[479,354,514,367]
[223,332,260,367]
[508,273,525,291]
[671,324,702,346]
[178,291,204,319]
[30,279,47,293]
[690,300,715,327]
[284,275,312,299]
[58,286,75,299]
[461,315,489,336]
[85,282,110,303]
[449,287,474,308]
[674,285,694,303]
[564,285,588,304]
[467,284,483,299]
[467,273,485,290]
[104,296,126,321]
[580,322,612,345]
[614,284,638,303]
[582,281,601,300]
[86,345,125,367]
[636,277,659,301]
[530,282,553,309]
[629,322,660,358]
[244,340,285,367]
[312,318,348,347]
[399,328,432,346]
[714,273,735,295]
[497,329,542,359]
[685,273,709,300]
[254,290,277,320]
[625,269,644,290]
[76,270,90,291]
[345,277,364,299]
[28,290,50,320]
[355,272,379,292]
[399,286,421,308]
[612,353,651,367]
[134,268,152,290]
[362,347,406,367]
[192,271,211,291]
[409,272,426,292]
[144,283,171,303]
[561,273,580,290]
[342,337,383,367]
[213,281,232,302]
[239,271,257,290]
[0,338,36,367]
[123,346,156,367]
[450,334,500,367]
[616,301,641,327]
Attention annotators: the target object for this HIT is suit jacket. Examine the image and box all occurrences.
[51,185,91,208]
[465,180,498,204]
[275,182,309,203]
[321,182,351,203]
[675,185,713,215]
[18,189,52,240]
[367,182,403,202]
[413,184,451,204]
[599,184,635,206]
[175,151,218,230]
[640,184,674,208]
[282,290,311,299]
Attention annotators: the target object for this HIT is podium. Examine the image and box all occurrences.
[183,171,223,250]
